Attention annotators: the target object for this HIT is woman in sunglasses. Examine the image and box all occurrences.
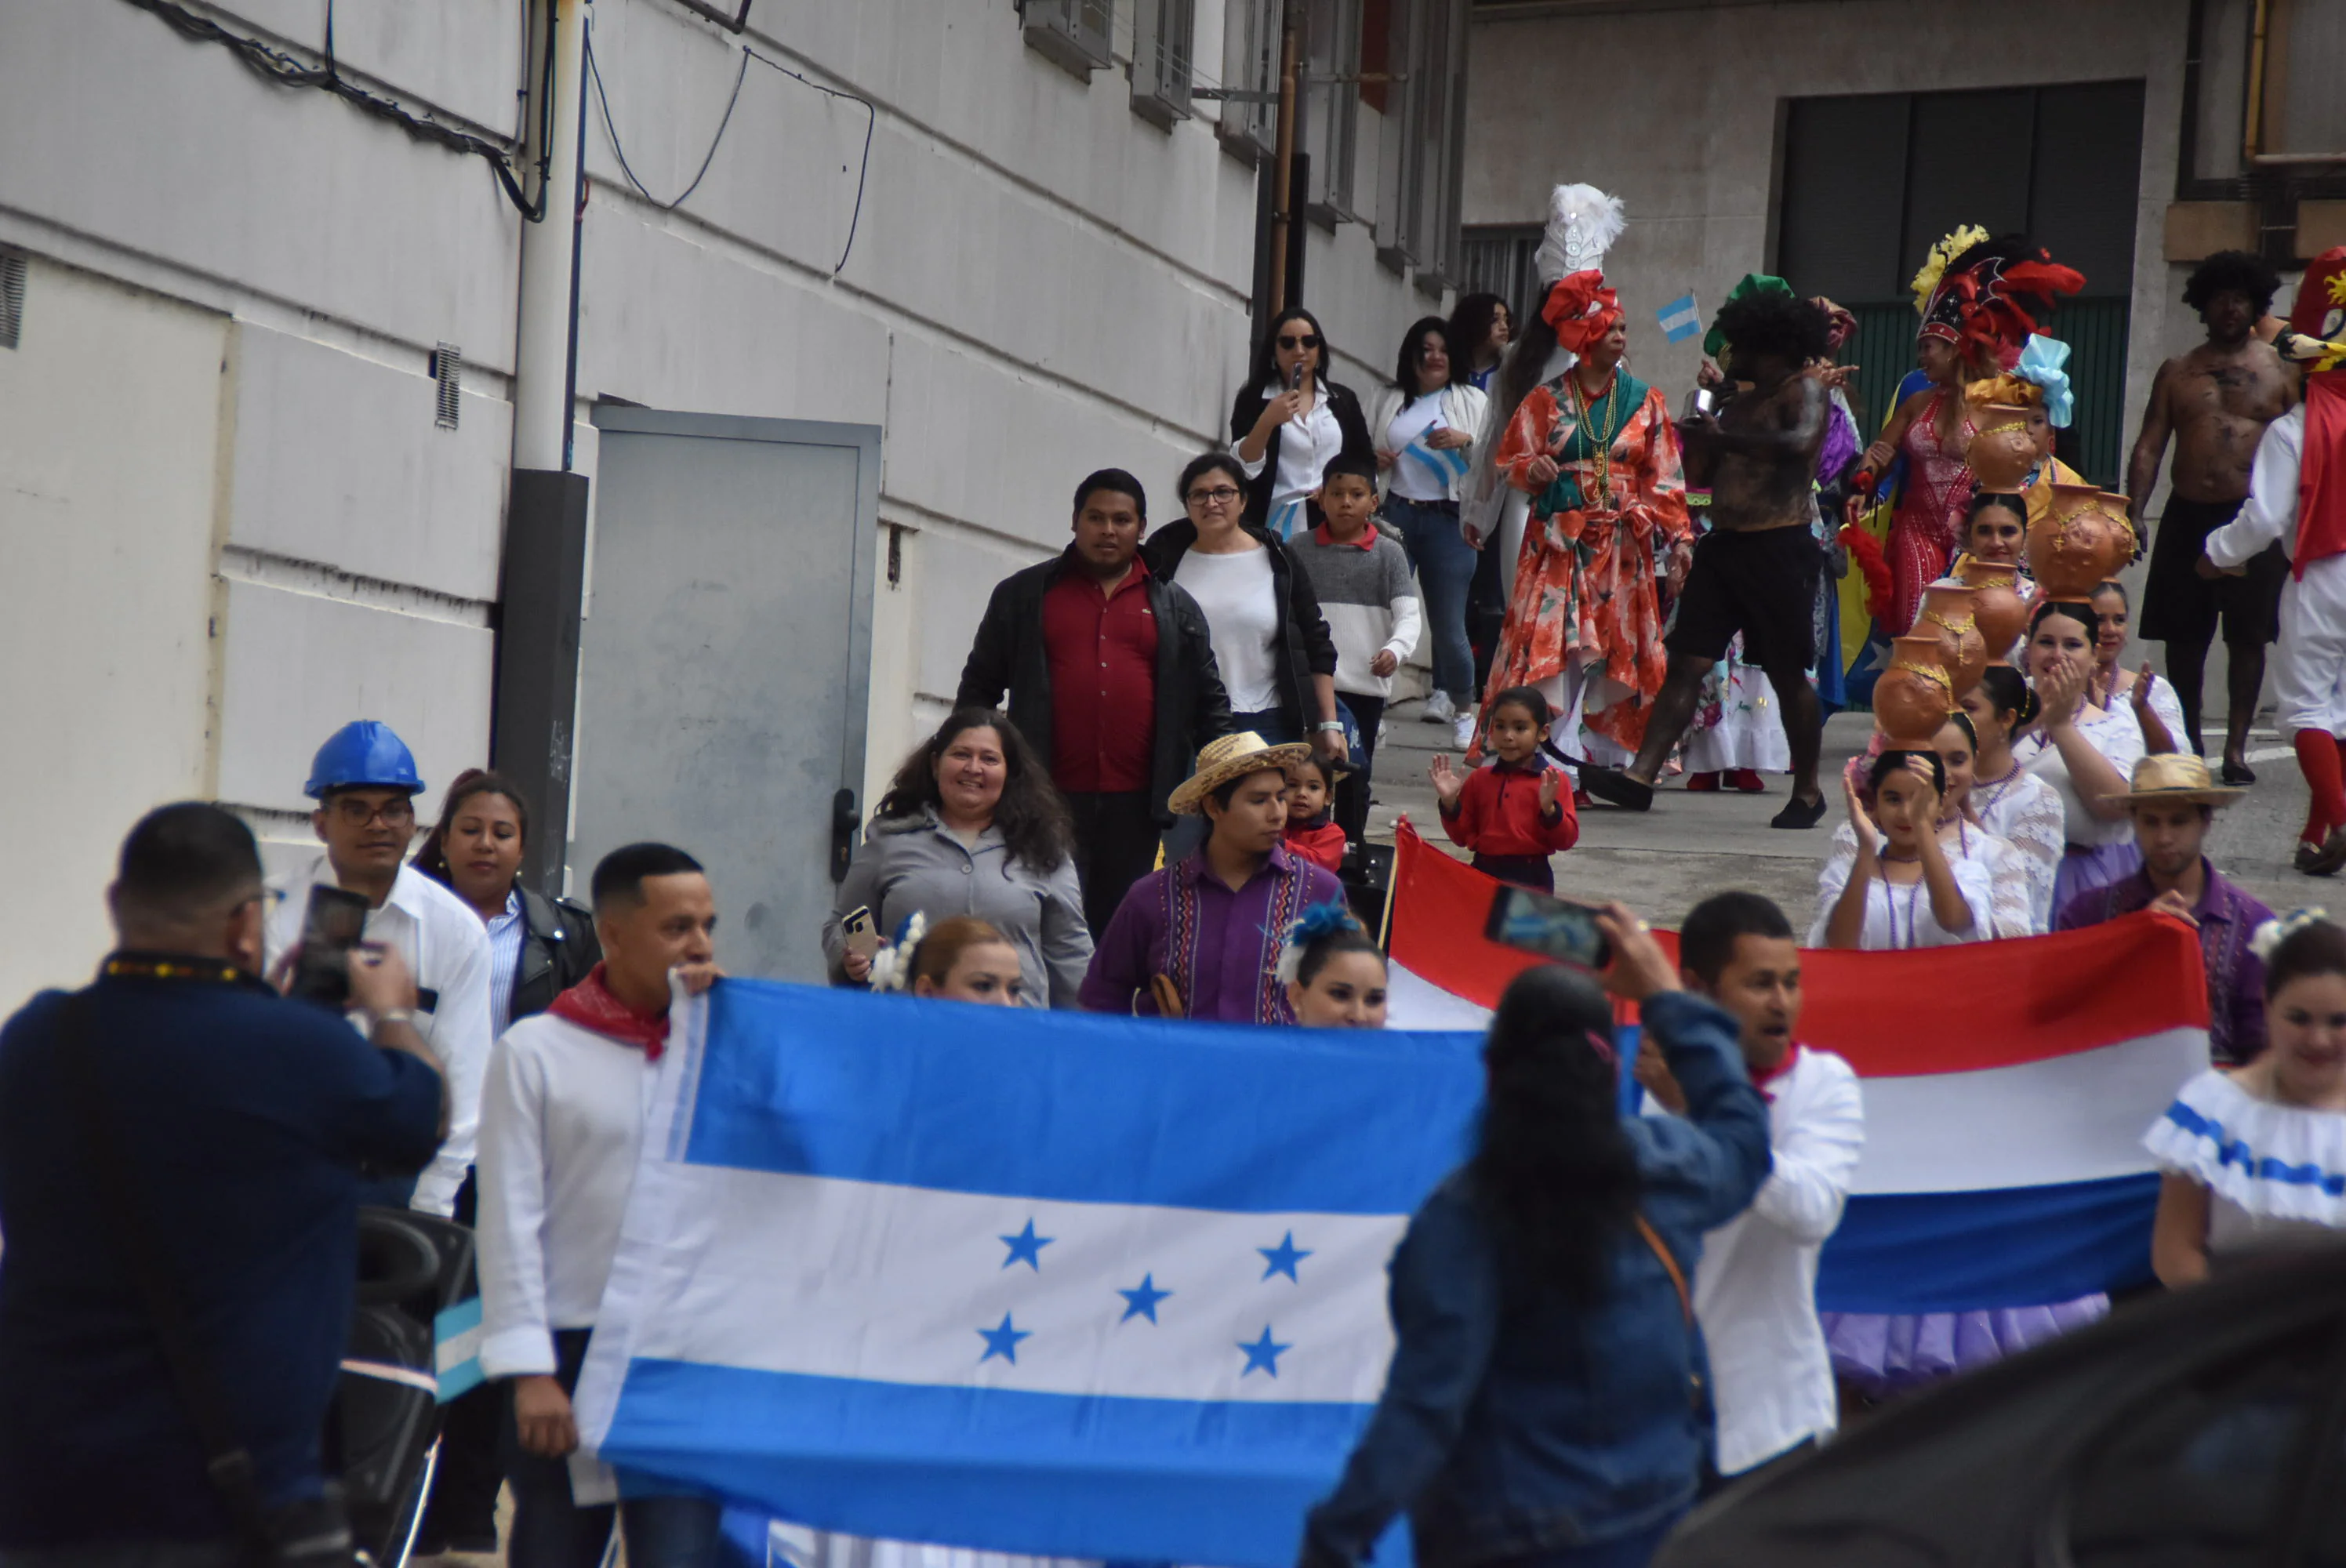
[1229,304,1375,541]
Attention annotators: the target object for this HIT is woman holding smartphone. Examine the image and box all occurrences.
[1229,304,1375,540]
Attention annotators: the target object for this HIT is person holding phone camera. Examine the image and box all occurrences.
[1230,305,1375,542]
[263,721,492,1220]
[0,804,445,1568]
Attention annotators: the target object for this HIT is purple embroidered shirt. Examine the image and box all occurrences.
[2053,859,2271,1065]
[1079,841,1345,1023]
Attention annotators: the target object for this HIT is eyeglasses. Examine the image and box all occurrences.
[1277,334,1322,350]
[329,797,417,828]
[1188,485,1244,506]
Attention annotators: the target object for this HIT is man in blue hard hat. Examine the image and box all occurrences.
[264,720,492,1218]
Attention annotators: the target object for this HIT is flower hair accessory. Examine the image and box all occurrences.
[1275,900,1366,989]
[2250,908,2330,964]
[866,910,928,993]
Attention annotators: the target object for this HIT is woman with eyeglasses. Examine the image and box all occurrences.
[1144,452,1346,764]
[1229,304,1375,542]
[1367,315,1491,742]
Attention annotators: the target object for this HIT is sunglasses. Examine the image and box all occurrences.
[1277,333,1322,350]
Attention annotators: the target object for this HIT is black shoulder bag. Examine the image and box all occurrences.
[57,991,357,1568]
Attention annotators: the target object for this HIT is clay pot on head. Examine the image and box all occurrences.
[1917,583,1988,699]
[1873,633,1957,746]
[2030,485,2136,599]
[1957,554,2030,658]
[1966,404,2038,492]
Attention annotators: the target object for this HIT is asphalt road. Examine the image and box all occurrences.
[1360,692,2319,930]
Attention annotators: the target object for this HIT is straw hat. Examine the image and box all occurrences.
[1168,731,1313,816]
[2101,753,2246,808]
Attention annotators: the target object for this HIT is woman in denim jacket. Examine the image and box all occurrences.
[1300,909,1771,1568]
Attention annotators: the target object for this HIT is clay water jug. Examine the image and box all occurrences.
[1957,555,2029,661]
[2031,485,2134,599]
[1916,583,1987,699]
[1873,633,1956,746]
[1966,404,2038,492]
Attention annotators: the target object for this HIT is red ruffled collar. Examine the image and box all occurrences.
[548,962,670,1060]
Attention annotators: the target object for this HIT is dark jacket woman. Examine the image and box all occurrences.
[1302,985,1771,1568]
[1141,517,1338,740]
[508,888,601,1022]
[1229,305,1376,533]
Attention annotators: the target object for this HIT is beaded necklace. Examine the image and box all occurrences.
[1567,365,1628,505]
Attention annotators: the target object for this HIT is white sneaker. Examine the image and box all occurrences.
[1422,690,1457,724]
[1453,712,1477,751]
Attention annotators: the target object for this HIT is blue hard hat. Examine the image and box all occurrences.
[304,720,425,798]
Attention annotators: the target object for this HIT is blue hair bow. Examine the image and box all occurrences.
[2016,335,2074,429]
[1286,900,1363,948]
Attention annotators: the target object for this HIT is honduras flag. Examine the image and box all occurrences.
[1656,292,1702,345]
[572,982,1486,1567]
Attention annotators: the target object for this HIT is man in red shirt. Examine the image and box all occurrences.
[959,470,1233,934]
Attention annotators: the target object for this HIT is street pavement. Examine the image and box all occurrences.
[1361,693,2320,928]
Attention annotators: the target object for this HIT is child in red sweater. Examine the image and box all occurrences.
[1282,753,1349,873]
[1429,685,1579,890]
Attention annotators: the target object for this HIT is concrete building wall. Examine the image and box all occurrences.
[1465,0,2192,508]
[0,0,1452,993]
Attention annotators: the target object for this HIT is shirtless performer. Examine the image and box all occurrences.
[2130,250,2296,782]
[1584,291,1833,826]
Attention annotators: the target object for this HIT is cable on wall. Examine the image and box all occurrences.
[120,0,552,220]
[583,16,877,274]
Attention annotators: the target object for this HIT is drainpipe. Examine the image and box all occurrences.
[1268,1,1302,314]
[2244,0,2270,163]
[495,0,592,896]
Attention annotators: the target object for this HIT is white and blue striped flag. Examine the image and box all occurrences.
[572,981,1486,1567]
[1657,292,1702,344]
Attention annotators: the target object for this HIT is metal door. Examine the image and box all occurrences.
[572,409,877,982]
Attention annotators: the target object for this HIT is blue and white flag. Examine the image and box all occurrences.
[1398,434,1470,495]
[1657,292,1702,344]
[573,982,1484,1567]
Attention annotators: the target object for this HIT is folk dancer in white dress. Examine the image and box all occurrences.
[2013,599,2145,910]
[1959,665,2067,932]
[2148,909,2346,1283]
[2089,579,2188,757]
[1824,717,2036,939]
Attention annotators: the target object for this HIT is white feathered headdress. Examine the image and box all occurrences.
[1533,183,1625,287]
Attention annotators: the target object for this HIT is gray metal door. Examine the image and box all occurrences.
[572,409,877,982]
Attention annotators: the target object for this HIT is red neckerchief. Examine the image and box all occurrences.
[1751,1043,1802,1102]
[548,962,670,1060]
[2296,374,2346,579]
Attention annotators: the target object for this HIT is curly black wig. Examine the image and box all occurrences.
[2183,249,2282,318]
[1713,291,1833,370]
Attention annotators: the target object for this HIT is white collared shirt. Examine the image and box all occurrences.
[1666,1044,1865,1475]
[265,855,494,1218]
[475,1010,660,1377]
[1233,380,1345,513]
[485,887,527,1038]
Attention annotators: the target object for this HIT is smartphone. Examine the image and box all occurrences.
[1484,884,1611,971]
[288,884,372,1004]
[1288,357,1306,393]
[840,905,882,961]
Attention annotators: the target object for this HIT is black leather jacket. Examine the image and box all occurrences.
[508,886,601,1024]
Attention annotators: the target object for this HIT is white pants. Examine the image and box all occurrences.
[2273,554,2346,737]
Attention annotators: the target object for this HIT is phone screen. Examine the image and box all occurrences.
[289,884,372,1004]
[1484,885,1611,971]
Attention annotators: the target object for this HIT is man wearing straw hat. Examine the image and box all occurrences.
[2054,753,2272,1065]
[1080,733,1345,1023]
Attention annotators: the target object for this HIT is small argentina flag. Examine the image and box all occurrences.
[570,980,1487,1568]
[434,1296,485,1402]
[1658,292,1702,344]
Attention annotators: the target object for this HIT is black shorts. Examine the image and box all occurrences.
[1665,524,1823,672]
[2140,495,2287,646]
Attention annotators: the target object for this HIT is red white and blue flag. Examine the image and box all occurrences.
[1382,819,2209,1311]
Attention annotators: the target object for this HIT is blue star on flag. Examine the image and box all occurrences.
[999,1218,1054,1271]
[1117,1273,1172,1323]
[1237,1324,1291,1377]
[1258,1230,1312,1282]
[977,1312,1031,1364]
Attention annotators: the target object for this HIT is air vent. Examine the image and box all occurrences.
[0,250,26,350]
[430,343,462,429]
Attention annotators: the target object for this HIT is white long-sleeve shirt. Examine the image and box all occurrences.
[266,855,492,1217]
[2207,404,2304,568]
[1682,1046,1865,1475]
[475,1010,659,1377]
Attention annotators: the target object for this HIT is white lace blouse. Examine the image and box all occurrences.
[2014,697,2144,849]
[1968,767,2065,932]
[1809,826,2003,949]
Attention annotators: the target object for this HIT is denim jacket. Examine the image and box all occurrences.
[1301,993,1772,1568]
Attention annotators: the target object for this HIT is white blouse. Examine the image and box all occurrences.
[2014,697,2144,849]
[1233,379,1345,524]
[1809,835,1999,951]
[1174,546,1281,713]
[1969,767,2065,932]
[2146,1069,2346,1265]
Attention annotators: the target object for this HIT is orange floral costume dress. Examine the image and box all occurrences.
[1487,368,1690,751]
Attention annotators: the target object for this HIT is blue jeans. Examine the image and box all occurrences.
[1388,495,1476,702]
[506,1330,721,1568]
